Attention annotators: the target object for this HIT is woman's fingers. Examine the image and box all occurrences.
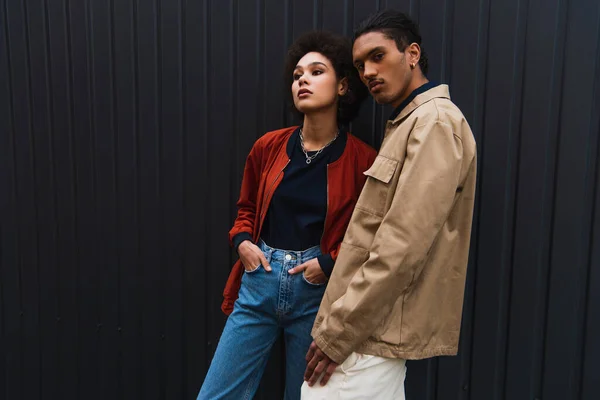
[287,262,308,275]
[240,253,261,272]
[242,257,261,272]
[257,250,271,272]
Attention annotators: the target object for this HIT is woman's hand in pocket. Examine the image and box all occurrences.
[238,240,271,272]
[288,258,327,284]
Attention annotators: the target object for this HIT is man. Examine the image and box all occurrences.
[301,10,477,399]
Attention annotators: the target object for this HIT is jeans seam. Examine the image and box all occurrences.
[242,364,260,400]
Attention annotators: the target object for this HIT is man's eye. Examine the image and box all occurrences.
[374,53,384,61]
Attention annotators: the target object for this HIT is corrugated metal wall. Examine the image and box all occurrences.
[0,0,598,399]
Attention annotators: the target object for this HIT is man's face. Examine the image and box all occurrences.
[352,31,412,109]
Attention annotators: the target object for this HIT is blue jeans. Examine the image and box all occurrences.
[198,240,327,400]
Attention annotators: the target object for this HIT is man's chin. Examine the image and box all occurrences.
[372,93,389,105]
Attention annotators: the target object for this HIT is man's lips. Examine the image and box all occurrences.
[369,81,383,91]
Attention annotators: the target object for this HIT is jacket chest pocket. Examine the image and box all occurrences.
[356,155,399,217]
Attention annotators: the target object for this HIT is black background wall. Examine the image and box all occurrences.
[1,0,599,399]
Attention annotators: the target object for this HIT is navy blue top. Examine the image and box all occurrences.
[233,128,348,277]
[388,81,440,121]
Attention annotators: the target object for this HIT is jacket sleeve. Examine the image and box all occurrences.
[313,120,465,363]
[228,140,264,246]
[319,147,377,278]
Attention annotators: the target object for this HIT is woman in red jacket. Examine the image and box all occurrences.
[198,31,376,400]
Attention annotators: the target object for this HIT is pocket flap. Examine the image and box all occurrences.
[363,155,398,184]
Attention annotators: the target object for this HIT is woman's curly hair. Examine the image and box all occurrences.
[284,31,368,124]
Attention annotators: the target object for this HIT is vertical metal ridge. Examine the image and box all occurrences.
[539,0,569,395]
[577,6,600,398]
[180,0,188,393]
[343,0,353,37]
[62,0,82,395]
[0,226,3,389]
[0,0,6,344]
[410,0,420,20]
[502,0,530,396]
[284,0,293,124]
[284,0,291,44]
[313,0,323,29]
[441,0,455,83]
[5,0,26,391]
[41,0,62,374]
[449,0,477,394]
[467,0,491,394]
[40,0,62,395]
[256,0,264,137]
[130,0,143,395]
[493,0,530,392]
[202,0,211,366]
[229,0,239,271]
[154,0,166,397]
[107,0,122,396]
[1,2,22,396]
[83,0,100,345]
[21,0,43,393]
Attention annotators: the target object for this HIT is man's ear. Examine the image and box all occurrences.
[407,42,421,69]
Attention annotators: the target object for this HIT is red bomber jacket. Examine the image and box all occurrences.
[222,126,376,315]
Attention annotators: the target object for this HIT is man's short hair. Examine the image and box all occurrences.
[354,10,429,76]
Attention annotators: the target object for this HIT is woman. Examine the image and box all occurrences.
[198,31,376,400]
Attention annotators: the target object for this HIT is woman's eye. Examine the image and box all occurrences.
[356,64,364,71]
[312,70,323,76]
[293,73,302,80]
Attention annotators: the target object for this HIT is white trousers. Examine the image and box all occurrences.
[301,352,407,399]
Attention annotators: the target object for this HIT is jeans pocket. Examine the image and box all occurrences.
[244,264,261,274]
[301,271,326,287]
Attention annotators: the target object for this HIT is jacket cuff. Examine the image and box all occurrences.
[313,332,348,365]
[317,254,335,277]
[232,232,253,252]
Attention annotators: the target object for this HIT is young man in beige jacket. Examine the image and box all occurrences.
[301,10,477,399]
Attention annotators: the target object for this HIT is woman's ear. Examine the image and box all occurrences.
[338,77,349,96]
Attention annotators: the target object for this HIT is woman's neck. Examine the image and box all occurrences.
[301,111,339,151]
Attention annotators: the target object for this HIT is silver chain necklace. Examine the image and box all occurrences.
[299,128,339,164]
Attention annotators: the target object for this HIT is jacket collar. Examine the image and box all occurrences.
[286,125,348,163]
[389,83,451,124]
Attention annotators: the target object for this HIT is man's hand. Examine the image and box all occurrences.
[288,258,327,284]
[238,240,271,272]
[304,341,338,386]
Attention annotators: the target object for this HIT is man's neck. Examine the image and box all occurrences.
[391,76,430,110]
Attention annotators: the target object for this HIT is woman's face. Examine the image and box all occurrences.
[291,52,344,116]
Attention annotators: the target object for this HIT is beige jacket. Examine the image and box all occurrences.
[312,84,477,363]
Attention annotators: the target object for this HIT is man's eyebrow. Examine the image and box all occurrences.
[354,46,386,65]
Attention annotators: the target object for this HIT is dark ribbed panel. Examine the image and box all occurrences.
[0,0,598,399]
